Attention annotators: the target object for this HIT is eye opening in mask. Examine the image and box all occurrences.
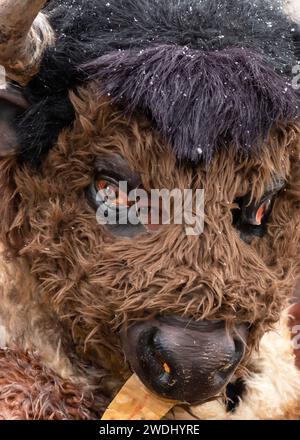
[232,178,286,238]
[87,171,165,235]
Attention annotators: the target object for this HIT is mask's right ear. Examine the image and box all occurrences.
[0,86,28,157]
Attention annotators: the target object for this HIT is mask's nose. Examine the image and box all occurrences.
[121,317,248,404]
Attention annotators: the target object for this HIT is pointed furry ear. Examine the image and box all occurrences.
[0,86,28,157]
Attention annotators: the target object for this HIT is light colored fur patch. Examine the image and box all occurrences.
[0,252,88,386]
[0,324,7,348]
[170,313,300,419]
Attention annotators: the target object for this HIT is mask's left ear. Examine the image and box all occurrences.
[0,86,28,157]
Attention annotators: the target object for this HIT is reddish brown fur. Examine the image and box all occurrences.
[0,83,300,417]
[0,347,104,420]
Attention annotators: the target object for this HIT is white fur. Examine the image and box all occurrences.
[170,313,300,419]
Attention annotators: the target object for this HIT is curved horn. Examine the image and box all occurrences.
[0,0,54,84]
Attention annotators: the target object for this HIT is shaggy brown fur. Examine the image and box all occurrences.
[0,83,300,417]
[0,347,102,420]
[0,311,299,420]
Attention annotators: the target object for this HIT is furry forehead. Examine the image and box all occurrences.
[87,46,299,163]
[19,0,300,165]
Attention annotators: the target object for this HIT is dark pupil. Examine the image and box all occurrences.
[232,193,275,239]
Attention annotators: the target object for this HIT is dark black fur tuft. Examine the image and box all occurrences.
[17,0,300,165]
[86,45,299,163]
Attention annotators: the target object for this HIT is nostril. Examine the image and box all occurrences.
[137,327,176,389]
[122,318,248,403]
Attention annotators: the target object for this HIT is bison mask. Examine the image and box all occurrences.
[0,0,300,418]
